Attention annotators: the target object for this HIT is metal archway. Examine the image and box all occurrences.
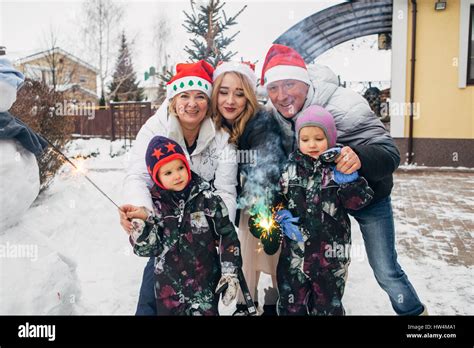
[274,0,393,62]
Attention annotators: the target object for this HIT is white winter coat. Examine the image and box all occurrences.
[122,101,238,223]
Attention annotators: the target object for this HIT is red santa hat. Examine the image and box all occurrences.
[166,60,214,100]
[260,44,310,87]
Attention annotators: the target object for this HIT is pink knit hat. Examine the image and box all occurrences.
[295,105,337,148]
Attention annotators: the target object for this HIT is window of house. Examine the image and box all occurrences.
[468,5,474,85]
[25,65,43,82]
[79,75,87,83]
[41,70,52,85]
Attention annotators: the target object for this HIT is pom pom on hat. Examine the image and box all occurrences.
[166,60,214,100]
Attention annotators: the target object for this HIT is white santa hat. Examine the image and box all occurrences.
[213,61,257,91]
[260,44,310,87]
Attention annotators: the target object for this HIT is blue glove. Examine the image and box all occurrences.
[320,147,359,184]
[333,168,359,184]
[275,210,303,242]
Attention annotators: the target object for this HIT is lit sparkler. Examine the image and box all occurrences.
[68,156,87,177]
[248,203,283,255]
[44,138,122,210]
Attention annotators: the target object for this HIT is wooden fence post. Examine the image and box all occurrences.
[110,104,115,141]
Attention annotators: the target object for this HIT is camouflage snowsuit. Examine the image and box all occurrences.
[130,174,242,315]
[277,150,373,315]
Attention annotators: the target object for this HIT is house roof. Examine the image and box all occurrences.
[57,83,98,99]
[142,74,161,89]
[15,47,99,74]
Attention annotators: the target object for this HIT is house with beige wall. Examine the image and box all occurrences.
[15,47,99,105]
[390,0,474,167]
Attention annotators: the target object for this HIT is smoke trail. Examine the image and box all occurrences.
[237,109,287,215]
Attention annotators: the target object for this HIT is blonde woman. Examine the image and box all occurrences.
[120,60,238,315]
[212,62,286,315]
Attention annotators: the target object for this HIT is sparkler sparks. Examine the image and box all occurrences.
[248,203,283,255]
[258,217,273,231]
[70,156,87,177]
[44,138,122,211]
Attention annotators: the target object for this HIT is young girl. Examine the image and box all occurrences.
[275,105,374,315]
[125,136,242,315]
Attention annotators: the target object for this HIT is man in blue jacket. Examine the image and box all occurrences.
[261,44,426,316]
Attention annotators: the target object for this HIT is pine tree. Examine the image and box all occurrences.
[182,0,247,66]
[99,90,106,106]
[108,32,144,101]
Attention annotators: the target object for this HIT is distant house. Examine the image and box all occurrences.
[141,66,168,106]
[142,74,162,103]
[15,47,99,104]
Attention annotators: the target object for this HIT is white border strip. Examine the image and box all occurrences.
[458,0,474,88]
[390,0,408,137]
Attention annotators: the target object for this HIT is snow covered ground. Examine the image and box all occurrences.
[0,138,472,315]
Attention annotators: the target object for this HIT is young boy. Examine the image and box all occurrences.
[126,136,242,315]
[275,105,374,315]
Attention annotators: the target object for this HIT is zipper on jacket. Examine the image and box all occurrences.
[170,188,199,227]
[287,117,296,152]
[177,199,185,227]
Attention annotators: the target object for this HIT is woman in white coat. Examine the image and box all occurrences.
[119,60,238,315]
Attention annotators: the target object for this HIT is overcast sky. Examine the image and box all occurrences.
[0,0,390,86]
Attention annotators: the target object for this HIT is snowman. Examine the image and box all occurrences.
[0,56,82,315]
[0,57,47,230]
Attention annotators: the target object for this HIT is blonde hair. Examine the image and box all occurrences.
[211,71,259,145]
[167,91,212,120]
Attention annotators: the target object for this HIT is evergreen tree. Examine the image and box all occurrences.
[99,90,106,106]
[182,0,247,66]
[108,32,144,101]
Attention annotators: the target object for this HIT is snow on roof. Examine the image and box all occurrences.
[56,83,98,98]
[15,47,99,74]
[141,74,161,89]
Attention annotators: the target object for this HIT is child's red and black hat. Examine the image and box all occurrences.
[145,136,191,189]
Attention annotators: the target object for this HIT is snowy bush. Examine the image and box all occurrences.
[10,79,74,193]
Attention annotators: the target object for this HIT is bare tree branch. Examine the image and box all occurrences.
[80,0,124,101]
